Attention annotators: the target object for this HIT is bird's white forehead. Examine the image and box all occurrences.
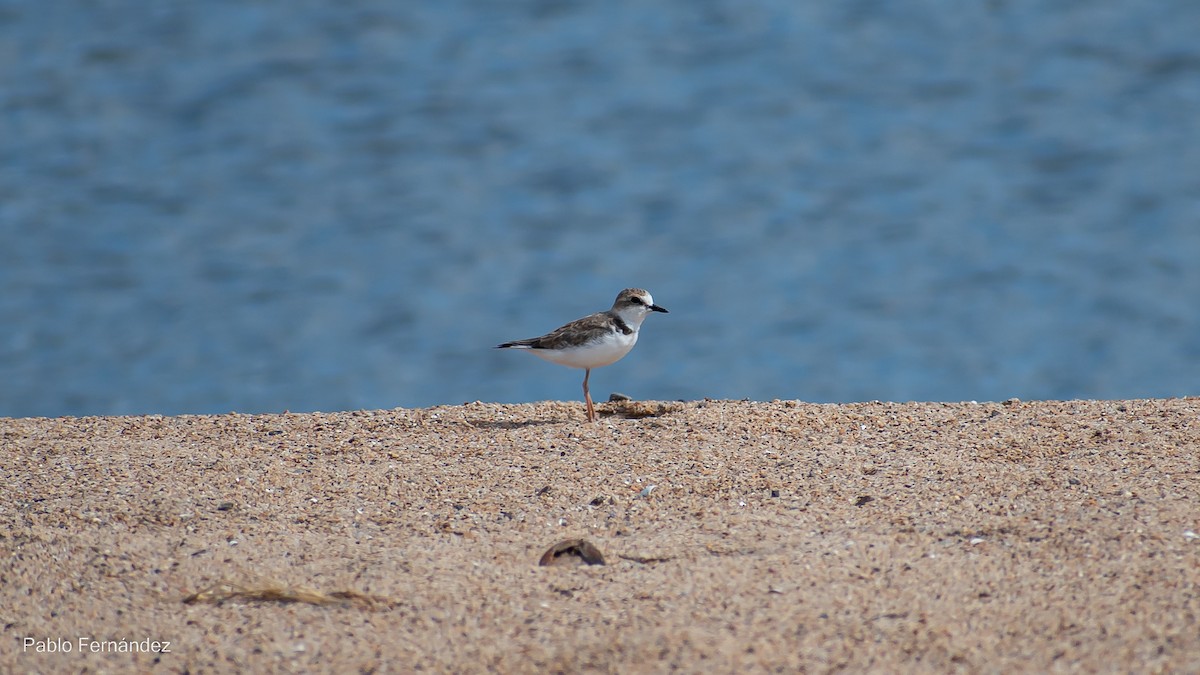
[618,288,653,306]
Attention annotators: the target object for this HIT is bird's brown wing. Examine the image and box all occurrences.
[498,311,615,350]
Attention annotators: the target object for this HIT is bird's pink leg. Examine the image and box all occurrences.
[582,368,596,422]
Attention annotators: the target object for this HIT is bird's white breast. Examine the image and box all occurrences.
[529,330,638,369]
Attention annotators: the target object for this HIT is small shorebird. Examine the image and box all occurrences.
[496,288,668,422]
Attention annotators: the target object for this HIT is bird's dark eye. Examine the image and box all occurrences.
[629,296,643,304]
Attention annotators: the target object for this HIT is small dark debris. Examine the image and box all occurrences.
[535,485,552,497]
[217,502,235,511]
[770,489,780,498]
[538,538,606,567]
[608,392,632,402]
[1068,477,1081,486]
[854,495,874,507]
[588,496,605,507]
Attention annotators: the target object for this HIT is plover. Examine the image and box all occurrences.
[497,288,668,422]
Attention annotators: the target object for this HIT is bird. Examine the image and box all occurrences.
[496,288,668,422]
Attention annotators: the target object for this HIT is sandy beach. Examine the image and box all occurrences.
[3,397,1198,673]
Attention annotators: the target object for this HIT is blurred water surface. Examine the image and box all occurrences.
[2,1,1198,417]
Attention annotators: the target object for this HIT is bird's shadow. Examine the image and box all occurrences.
[462,406,681,429]
[428,401,685,430]
[464,417,574,430]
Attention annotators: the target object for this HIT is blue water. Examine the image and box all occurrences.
[2,1,1199,418]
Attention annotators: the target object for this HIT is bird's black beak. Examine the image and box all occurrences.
[650,304,668,313]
